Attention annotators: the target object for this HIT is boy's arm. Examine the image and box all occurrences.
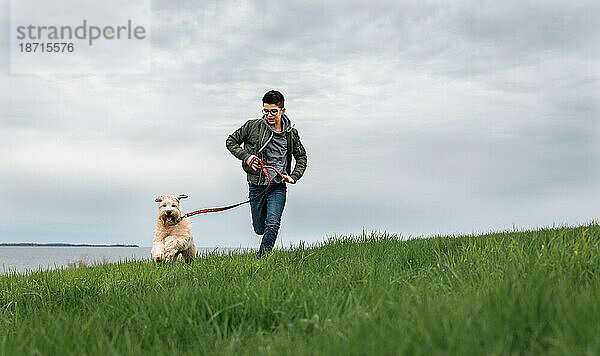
[226,120,252,162]
[289,129,307,183]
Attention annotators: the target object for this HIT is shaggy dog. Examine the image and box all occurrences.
[152,194,197,262]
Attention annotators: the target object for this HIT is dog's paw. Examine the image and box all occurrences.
[151,246,165,262]
[164,249,177,261]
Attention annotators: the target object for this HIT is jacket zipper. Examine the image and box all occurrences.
[256,125,270,184]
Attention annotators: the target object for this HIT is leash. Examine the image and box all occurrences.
[171,156,285,225]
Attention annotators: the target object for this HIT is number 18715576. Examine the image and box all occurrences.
[18,43,74,53]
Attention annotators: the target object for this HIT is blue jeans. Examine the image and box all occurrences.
[249,183,287,257]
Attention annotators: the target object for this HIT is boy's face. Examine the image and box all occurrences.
[263,103,285,126]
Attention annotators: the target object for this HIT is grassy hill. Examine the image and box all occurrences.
[1,222,599,355]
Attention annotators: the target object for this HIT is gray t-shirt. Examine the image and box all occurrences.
[258,114,291,184]
[262,130,287,184]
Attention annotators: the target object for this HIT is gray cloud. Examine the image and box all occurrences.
[0,0,598,245]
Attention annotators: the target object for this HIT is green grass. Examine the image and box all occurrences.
[1,222,599,355]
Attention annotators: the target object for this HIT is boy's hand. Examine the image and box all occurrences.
[282,175,295,184]
[246,155,260,171]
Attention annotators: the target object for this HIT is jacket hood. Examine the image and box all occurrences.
[262,113,293,133]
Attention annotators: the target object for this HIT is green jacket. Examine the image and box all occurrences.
[226,118,308,185]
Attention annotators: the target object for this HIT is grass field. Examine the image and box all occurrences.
[1,222,599,355]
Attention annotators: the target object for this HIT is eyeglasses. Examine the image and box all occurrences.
[262,108,281,116]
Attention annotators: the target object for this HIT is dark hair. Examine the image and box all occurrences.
[262,90,285,108]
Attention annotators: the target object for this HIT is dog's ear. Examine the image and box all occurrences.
[155,196,163,203]
[177,194,188,200]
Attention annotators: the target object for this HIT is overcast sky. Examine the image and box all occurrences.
[1,0,598,248]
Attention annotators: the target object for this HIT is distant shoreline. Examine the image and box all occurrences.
[0,243,139,247]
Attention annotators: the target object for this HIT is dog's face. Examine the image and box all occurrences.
[155,194,188,225]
